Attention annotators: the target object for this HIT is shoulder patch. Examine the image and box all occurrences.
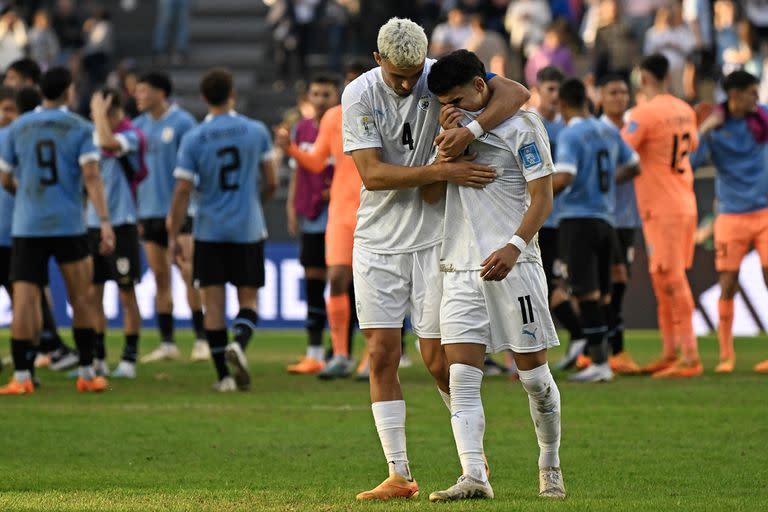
[626,120,638,134]
[358,115,374,137]
[518,142,542,169]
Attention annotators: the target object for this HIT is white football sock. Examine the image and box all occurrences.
[14,370,31,383]
[371,400,411,479]
[306,345,324,361]
[449,363,487,482]
[518,363,561,469]
[79,365,95,380]
[438,388,451,410]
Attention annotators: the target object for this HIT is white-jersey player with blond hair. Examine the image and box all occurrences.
[342,17,530,500]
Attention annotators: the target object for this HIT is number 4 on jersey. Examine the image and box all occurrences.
[402,122,414,151]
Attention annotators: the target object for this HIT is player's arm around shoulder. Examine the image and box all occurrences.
[253,120,278,202]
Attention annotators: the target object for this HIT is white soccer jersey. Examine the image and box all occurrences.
[440,109,554,271]
[342,59,445,254]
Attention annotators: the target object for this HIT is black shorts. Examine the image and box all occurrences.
[10,235,90,286]
[611,227,638,269]
[538,227,566,290]
[300,232,326,268]
[559,218,614,297]
[0,246,10,289]
[88,225,141,289]
[140,216,193,248]
[193,240,265,288]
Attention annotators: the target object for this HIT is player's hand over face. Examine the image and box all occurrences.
[274,125,291,151]
[480,244,520,281]
[439,105,463,131]
[99,222,115,256]
[435,126,474,161]
[441,154,496,188]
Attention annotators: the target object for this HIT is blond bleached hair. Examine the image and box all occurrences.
[377,18,428,69]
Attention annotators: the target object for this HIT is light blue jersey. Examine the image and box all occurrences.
[87,130,141,227]
[174,111,273,243]
[534,110,565,228]
[134,105,196,219]
[0,127,13,247]
[0,107,98,237]
[556,117,638,225]
[690,106,768,214]
[301,204,328,234]
[600,114,641,228]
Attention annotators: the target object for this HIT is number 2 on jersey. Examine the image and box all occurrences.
[402,122,414,151]
[670,132,691,174]
[35,139,58,186]
[217,146,240,190]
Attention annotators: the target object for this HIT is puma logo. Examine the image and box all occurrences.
[522,327,537,339]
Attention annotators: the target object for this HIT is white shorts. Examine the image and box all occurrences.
[352,244,442,338]
[440,262,559,354]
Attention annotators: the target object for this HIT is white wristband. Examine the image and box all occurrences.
[465,120,484,139]
[508,235,527,253]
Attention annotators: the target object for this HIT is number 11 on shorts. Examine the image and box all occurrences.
[518,295,534,324]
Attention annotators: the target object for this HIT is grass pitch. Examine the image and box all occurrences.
[0,329,766,511]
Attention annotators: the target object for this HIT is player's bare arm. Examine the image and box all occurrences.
[481,174,553,281]
[616,162,641,184]
[285,161,298,236]
[0,170,14,194]
[260,158,278,202]
[436,77,530,159]
[552,171,573,195]
[90,91,123,153]
[82,160,115,255]
[351,147,495,191]
[166,179,193,264]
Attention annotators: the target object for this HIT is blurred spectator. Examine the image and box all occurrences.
[0,7,27,71]
[80,7,113,112]
[715,0,738,71]
[268,0,322,88]
[465,13,508,76]
[29,9,60,70]
[683,0,714,49]
[525,20,575,86]
[722,20,762,78]
[644,2,695,96]
[430,7,471,57]
[505,0,551,71]
[320,0,358,73]
[591,0,636,83]
[51,0,83,63]
[481,0,511,37]
[745,0,768,48]
[153,0,190,65]
[623,0,668,41]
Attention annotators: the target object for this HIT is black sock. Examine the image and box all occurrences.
[552,301,584,340]
[347,283,357,356]
[206,329,229,380]
[158,313,174,344]
[579,300,608,364]
[192,310,205,340]
[11,339,34,372]
[72,328,95,367]
[40,294,64,352]
[94,332,106,360]
[608,282,627,355]
[122,334,139,363]
[306,278,326,348]
[233,308,258,350]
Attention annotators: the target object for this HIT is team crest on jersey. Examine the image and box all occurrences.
[358,115,374,137]
[418,94,431,111]
[161,126,175,143]
[116,257,130,275]
[518,142,542,168]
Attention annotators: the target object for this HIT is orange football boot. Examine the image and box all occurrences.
[76,376,109,393]
[714,358,735,374]
[0,378,34,395]
[287,357,325,374]
[754,360,768,373]
[575,354,591,370]
[356,475,419,501]
[641,355,678,375]
[652,360,703,379]
[609,352,641,375]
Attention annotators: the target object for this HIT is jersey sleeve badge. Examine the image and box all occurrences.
[518,142,542,169]
[358,115,374,137]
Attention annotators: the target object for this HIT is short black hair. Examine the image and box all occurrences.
[7,58,42,85]
[640,54,669,82]
[16,86,41,114]
[309,73,340,89]
[723,70,759,92]
[138,71,173,97]
[200,68,234,106]
[427,49,486,96]
[597,72,630,88]
[39,67,72,101]
[536,66,565,85]
[559,78,588,109]
[344,58,372,77]
[0,86,15,102]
